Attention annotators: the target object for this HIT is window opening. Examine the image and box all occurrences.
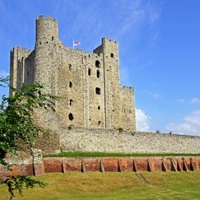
[98,121,101,125]
[98,105,100,110]
[96,87,101,95]
[69,64,72,70]
[95,60,100,68]
[69,99,73,106]
[110,53,114,58]
[88,68,91,76]
[52,36,54,41]
[69,81,73,88]
[69,113,74,121]
[97,70,100,78]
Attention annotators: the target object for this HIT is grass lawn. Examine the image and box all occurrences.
[1,171,200,200]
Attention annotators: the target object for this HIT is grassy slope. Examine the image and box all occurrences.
[1,171,200,200]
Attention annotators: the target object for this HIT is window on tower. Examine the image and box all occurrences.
[69,113,74,121]
[97,70,100,78]
[69,81,73,88]
[95,60,100,68]
[96,87,101,95]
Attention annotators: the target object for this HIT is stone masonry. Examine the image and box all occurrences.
[10,15,136,132]
[9,16,200,155]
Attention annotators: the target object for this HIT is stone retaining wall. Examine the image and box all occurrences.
[1,157,200,177]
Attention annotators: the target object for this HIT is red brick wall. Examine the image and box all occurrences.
[1,157,200,177]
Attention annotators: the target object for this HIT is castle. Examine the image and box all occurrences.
[10,15,136,132]
[9,16,200,154]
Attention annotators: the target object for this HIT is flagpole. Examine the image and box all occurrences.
[73,40,74,49]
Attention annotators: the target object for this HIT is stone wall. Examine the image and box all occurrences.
[10,16,136,132]
[60,127,200,154]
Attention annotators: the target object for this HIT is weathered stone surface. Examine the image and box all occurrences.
[10,15,136,134]
[8,16,200,155]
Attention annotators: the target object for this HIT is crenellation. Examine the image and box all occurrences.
[8,16,200,155]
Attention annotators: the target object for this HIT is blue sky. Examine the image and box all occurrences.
[0,0,200,136]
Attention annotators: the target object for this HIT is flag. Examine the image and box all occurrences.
[73,41,81,46]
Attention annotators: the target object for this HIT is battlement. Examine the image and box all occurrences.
[10,15,136,134]
[37,15,57,22]
[11,46,32,54]
[102,37,117,44]
[36,15,58,45]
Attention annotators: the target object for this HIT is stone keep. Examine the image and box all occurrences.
[10,16,136,131]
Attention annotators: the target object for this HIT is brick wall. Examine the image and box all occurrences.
[1,157,200,177]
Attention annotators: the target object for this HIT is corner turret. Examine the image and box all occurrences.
[35,15,58,46]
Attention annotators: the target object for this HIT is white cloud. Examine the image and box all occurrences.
[136,108,150,131]
[166,110,200,136]
[191,98,200,104]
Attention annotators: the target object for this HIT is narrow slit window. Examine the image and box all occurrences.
[69,99,73,106]
[69,81,73,88]
[69,113,74,121]
[97,70,100,78]
[88,68,91,76]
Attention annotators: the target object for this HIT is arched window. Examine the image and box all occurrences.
[98,105,100,110]
[110,53,114,58]
[69,99,73,106]
[69,113,74,121]
[95,60,100,68]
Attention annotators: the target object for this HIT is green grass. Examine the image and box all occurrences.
[1,171,200,200]
[44,151,200,158]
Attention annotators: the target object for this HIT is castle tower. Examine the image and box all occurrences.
[35,15,58,46]
[94,38,121,129]
[10,16,136,132]
[34,16,59,95]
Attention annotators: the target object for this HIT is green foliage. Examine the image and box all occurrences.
[0,76,58,199]
[1,175,47,200]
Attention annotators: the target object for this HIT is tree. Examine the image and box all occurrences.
[0,76,58,199]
